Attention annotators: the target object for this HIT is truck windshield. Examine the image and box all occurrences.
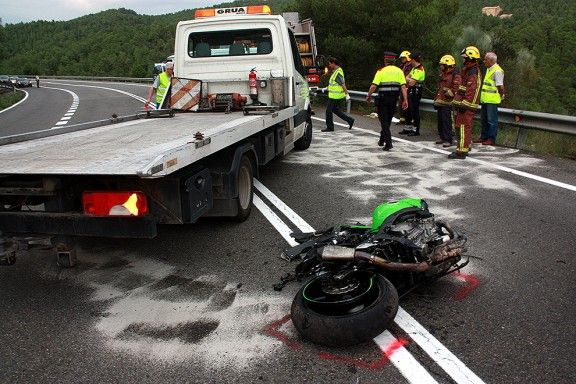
[188,28,273,58]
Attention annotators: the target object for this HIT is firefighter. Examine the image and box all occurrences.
[366,52,408,151]
[449,46,482,159]
[397,50,412,125]
[146,61,174,109]
[401,52,425,136]
[433,55,461,147]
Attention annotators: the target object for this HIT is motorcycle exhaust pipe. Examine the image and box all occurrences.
[321,245,430,273]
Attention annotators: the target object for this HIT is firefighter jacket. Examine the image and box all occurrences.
[452,64,481,111]
[433,68,461,107]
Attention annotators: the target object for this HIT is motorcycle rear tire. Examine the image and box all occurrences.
[291,273,399,347]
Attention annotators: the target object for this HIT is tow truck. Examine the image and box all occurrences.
[0,5,314,266]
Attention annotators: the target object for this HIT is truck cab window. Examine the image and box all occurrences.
[287,29,305,77]
[188,29,273,58]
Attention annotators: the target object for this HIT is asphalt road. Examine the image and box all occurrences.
[0,83,575,383]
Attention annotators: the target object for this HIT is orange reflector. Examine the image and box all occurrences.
[247,5,272,14]
[194,8,216,18]
[83,191,149,217]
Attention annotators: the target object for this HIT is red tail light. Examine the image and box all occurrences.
[306,74,320,84]
[83,191,149,217]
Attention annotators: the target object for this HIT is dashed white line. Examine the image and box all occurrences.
[43,86,80,128]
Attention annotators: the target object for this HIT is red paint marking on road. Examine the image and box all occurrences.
[263,314,406,370]
[453,272,481,301]
[263,314,302,351]
[318,338,408,370]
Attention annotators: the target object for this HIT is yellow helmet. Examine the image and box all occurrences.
[460,46,480,60]
[399,50,411,61]
[439,54,456,66]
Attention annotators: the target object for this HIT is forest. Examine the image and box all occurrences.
[1,0,575,115]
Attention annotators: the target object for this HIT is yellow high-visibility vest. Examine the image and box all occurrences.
[481,64,503,104]
[328,67,345,99]
[156,72,171,104]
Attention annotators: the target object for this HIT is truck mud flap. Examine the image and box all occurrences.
[0,212,157,238]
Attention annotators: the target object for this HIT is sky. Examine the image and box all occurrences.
[0,0,221,25]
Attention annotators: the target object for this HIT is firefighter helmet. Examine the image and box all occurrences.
[399,50,411,61]
[461,46,480,60]
[439,55,456,66]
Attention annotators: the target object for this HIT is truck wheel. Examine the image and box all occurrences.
[234,155,253,222]
[294,114,313,150]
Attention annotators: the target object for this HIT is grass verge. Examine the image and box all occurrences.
[0,89,25,111]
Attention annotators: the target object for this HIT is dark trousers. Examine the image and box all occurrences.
[480,103,499,141]
[405,86,423,132]
[325,98,353,131]
[377,95,398,147]
[436,106,454,142]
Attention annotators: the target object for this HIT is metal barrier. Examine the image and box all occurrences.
[41,76,153,83]
[343,90,576,148]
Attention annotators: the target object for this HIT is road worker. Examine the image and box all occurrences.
[401,52,425,136]
[476,52,505,145]
[449,46,482,159]
[433,55,461,147]
[366,52,408,151]
[322,57,354,132]
[146,61,174,109]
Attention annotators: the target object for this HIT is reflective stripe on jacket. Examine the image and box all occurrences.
[156,72,171,104]
[452,64,481,111]
[408,65,425,87]
[372,65,406,94]
[328,67,346,99]
[480,64,504,104]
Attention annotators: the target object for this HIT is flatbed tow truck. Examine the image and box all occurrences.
[0,5,315,266]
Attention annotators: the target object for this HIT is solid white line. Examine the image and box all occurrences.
[252,195,298,247]
[44,81,150,105]
[312,116,576,192]
[374,331,439,384]
[254,179,485,383]
[0,89,29,114]
[395,307,485,384]
[254,179,315,233]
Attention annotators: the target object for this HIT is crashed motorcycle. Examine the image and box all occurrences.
[276,198,469,347]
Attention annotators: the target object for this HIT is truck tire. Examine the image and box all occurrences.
[234,155,253,222]
[294,114,312,150]
[291,272,398,347]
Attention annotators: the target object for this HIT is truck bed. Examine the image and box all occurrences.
[0,108,294,178]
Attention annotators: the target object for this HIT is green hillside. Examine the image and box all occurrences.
[1,0,574,114]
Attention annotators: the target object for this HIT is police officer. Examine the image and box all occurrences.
[322,57,354,132]
[146,61,174,109]
[366,52,408,151]
[401,52,425,136]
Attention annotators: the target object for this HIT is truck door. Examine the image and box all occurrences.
[287,28,308,113]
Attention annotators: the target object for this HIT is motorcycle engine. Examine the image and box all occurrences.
[387,217,441,261]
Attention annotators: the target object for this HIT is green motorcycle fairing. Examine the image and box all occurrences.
[370,198,427,232]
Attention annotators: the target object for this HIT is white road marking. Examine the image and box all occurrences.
[45,80,155,109]
[43,86,80,128]
[254,181,486,384]
[395,308,485,384]
[253,194,298,247]
[254,179,315,233]
[374,331,439,384]
[0,89,29,114]
[313,116,576,192]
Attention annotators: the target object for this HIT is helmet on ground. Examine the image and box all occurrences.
[399,50,411,61]
[461,46,480,60]
[439,54,456,66]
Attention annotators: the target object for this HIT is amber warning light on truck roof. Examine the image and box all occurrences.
[194,5,272,18]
